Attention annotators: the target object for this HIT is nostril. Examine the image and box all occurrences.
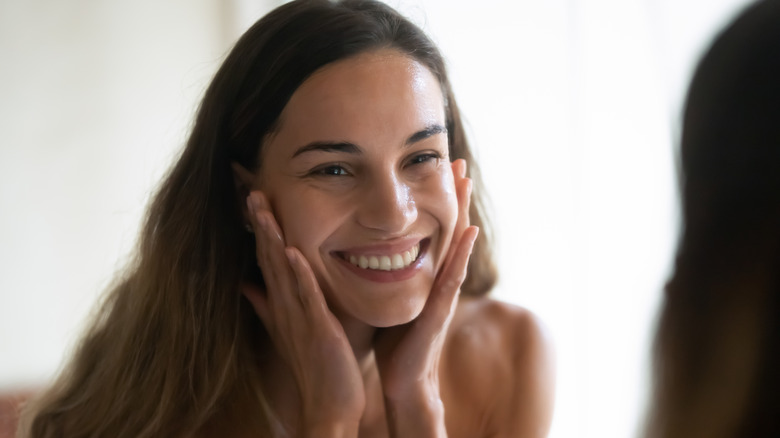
[356,182,418,232]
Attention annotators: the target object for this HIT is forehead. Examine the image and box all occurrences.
[270,49,446,148]
[296,49,440,102]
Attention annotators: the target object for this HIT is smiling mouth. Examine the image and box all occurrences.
[337,240,424,271]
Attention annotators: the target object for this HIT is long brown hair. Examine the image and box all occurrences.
[19,1,497,436]
[644,1,780,437]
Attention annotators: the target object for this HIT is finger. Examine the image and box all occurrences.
[453,159,472,235]
[242,194,277,328]
[246,193,281,289]
[422,225,479,329]
[440,166,472,273]
[284,247,333,325]
[451,157,467,179]
[247,191,298,313]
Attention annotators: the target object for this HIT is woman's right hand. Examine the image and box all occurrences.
[242,191,365,437]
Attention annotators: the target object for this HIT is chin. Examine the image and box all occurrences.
[358,293,428,328]
[322,266,437,328]
[369,309,422,328]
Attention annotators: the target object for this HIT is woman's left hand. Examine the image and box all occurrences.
[373,158,479,438]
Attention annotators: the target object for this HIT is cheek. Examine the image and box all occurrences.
[272,198,317,247]
[417,166,458,231]
[267,187,345,254]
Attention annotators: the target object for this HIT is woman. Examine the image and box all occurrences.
[644,1,780,437]
[19,1,554,437]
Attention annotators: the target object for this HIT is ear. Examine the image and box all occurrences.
[231,162,257,225]
[231,162,256,189]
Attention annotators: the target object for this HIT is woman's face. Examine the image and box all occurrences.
[258,49,458,328]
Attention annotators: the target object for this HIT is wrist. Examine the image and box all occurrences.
[301,391,365,436]
[384,391,445,420]
[384,387,447,438]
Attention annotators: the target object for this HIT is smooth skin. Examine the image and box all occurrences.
[231,50,555,438]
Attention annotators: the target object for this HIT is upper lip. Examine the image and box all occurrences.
[331,237,425,257]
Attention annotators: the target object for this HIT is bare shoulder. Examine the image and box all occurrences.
[442,296,555,438]
[445,296,553,371]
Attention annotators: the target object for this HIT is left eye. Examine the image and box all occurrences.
[408,152,441,166]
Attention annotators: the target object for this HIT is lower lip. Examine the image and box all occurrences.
[334,241,428,283]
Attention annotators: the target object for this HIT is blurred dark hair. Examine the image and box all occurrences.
[19,1,496,437]
[645,1,780,437]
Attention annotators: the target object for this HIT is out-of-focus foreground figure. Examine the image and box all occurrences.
[644,1,780,437]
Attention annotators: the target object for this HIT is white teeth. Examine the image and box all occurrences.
[379,256,392,271]
[391,254,404,269]
[346,243,421,271]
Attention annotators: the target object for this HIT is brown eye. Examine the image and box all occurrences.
[408,152,441,167]
[310,164,350,177]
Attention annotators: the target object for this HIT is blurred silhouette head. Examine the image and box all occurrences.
[647,1,780,437]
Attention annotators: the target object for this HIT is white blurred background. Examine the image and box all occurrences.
[0,0,753,437]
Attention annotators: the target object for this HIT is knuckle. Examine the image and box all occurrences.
[445,269,467,289]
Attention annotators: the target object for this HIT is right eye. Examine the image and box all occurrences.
[309,164,351,177]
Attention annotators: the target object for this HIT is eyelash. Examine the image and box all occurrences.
[309,164,350,177]
[407,151,443,167]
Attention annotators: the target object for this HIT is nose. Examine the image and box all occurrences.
[356,171,417,234]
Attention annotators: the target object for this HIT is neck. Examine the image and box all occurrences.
[337,313,378,371]
[253,305,400,437]
[259,313,380,398]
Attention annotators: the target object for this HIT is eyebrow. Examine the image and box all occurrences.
[291,123,447,158]
[291,141,360,158]
[406,124,447,145]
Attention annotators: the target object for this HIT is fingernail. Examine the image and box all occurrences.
[256,212,267,230]
[256,194,268,210]
[458,159,468,178]
[248,192,262,213]
[246,195,256,214]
